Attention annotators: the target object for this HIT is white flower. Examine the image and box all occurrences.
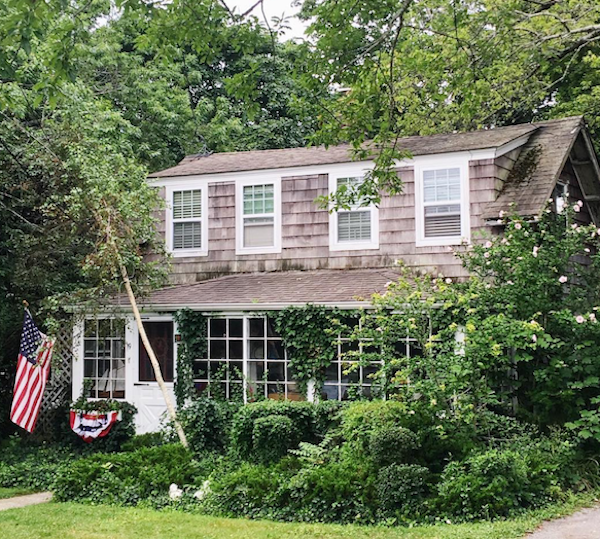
[590,313,596,322]
[193,480,211,501]
[499,210,505,218]
[485,241,493,248]
[576,315,585,324]
[514,222,522,230]
[376,327,384,332]
[445,278,452,284]
[169,483,183,500]
[507,280,514,285]
[532,246,539,258]
[585,248,591,253]
[532,334,537,343]
[484,251,490,258]
[574,204,581,213]
[559,275,568,284]
[572,224,579,229]
[578,200,584,207]
[597,228,600,236]
[501,238,509,245]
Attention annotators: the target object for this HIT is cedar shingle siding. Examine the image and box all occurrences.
[151,116,600,286]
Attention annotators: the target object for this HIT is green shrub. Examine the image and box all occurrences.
[205,461,290,518]
[284,456,377,524]
[369,425,419,466]
[312,401,344,438]
[436,447,533,519]
[252,415,298,463]
[230,401,316,460]
[339,400,407,450]
[177,397,237,454]
[121,432,165,452]
[377,463,431,518]
[53,444,199,506]
[0,441,77,491]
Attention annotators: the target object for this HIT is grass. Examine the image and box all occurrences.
[0,487,35,499]
[0,493,597,539]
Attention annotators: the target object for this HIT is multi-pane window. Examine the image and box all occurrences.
[422,168,462,238]
[336,177,372,243]
[243,184,275,248]
[193,317,301,402]
[83,319,126,399]
[322,324,421,400]
[172,189,203,250]
[246,317,301,401]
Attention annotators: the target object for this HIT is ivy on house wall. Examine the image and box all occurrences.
[273,305,360,398]
[173,309,208,408]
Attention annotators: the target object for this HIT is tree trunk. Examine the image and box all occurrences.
[120,264,189,448]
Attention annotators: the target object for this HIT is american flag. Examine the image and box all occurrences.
[10,310,54,433]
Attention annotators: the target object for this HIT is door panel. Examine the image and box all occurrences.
[134,321,175,433]
[139,322,174,382]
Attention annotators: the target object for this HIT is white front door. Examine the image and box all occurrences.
[131,318,176,434]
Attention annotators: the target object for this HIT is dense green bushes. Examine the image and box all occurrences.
[53,444,200,506]
[4,398,596,527]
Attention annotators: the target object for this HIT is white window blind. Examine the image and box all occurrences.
[423,168,462,238]
[243,184,274,248]
[172,189,203,250]
[336,177,373,243]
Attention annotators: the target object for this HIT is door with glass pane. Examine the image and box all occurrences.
[133,321,176,433]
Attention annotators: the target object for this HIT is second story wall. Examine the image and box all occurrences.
[155,153,514,284]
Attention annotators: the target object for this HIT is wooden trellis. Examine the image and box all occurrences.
[33,318,74,440]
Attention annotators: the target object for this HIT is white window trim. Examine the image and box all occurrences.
[235,176,282,255]
[414,157,470,247]
[165,182,209,258]
[328,169,379,252]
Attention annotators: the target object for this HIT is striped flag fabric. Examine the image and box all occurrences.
[10,310,54,433]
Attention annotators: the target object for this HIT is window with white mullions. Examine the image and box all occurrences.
[243,184,275,248]
[172,189,203,251]
[193,316,301,402]
[422,168,462,238]
[330,175,379,251]
[83,319,126,399]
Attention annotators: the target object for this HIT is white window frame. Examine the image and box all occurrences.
[235,177,282,255]
[329,170,379,252]
[165,182,209,258]
[414,157,470,247]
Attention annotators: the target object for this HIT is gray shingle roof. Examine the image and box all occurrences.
[126,269,404,309]
[482,116,585,219]
[148,123,541,178]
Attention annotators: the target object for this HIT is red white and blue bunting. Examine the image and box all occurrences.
[69,409,120,442]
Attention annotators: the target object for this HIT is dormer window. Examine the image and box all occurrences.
[166,184,208,257]
[236,178,282,255]
[415,160,470,247]
[553,182,568,213]
[329,174,379,251]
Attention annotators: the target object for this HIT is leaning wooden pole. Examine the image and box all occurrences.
[120,264,189,448]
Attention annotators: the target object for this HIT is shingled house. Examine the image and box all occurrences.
[72,116,600,432]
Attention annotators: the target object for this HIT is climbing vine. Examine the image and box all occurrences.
[173,309,208,407]
[273,305,359,397]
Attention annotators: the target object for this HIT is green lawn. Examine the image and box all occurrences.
[0,496,596,539]
[0,487,35,499]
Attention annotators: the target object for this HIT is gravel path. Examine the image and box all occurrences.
[526,505,600,539]
[0,492,52,511]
